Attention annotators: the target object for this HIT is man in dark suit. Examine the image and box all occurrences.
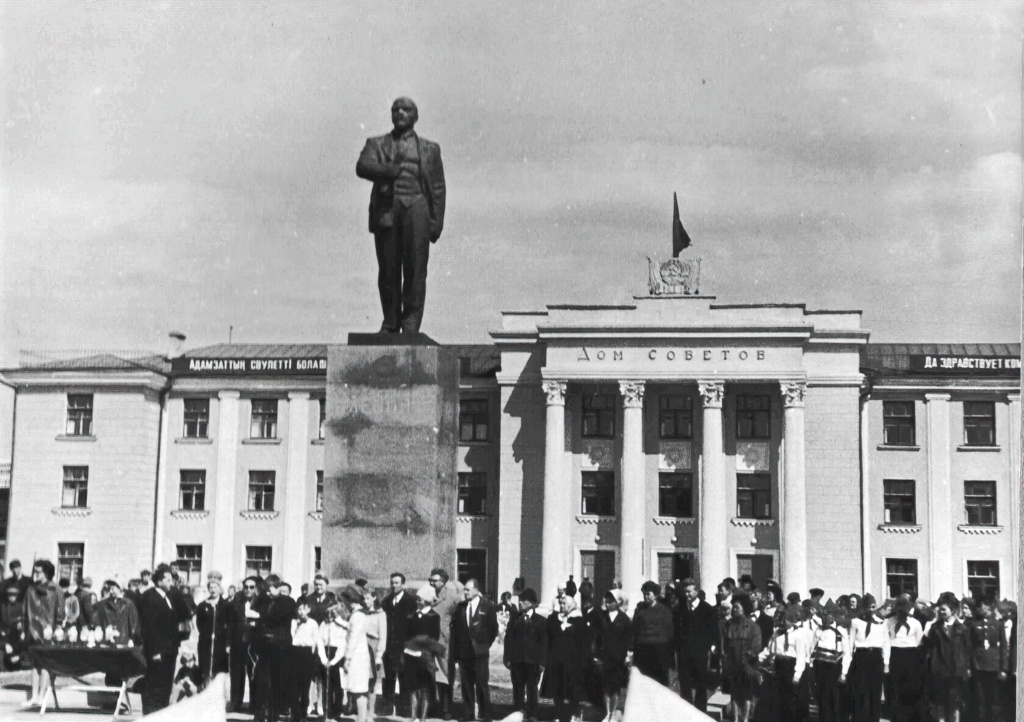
[381,572,417,715]
[250,574,296,722]
[139,564,180,714]
[303,574,336,625]
[225,576,261,713]
[674,578,720,713]
[452,579,499,721]
[356,96,446,335]
[503,588,547,722]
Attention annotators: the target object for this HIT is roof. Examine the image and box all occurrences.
[862,343,1021,375]
[11,352,169,374]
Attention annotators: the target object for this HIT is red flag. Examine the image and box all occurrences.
[672,192,692,257]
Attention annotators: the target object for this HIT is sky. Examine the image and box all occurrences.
[2,1,1021,363]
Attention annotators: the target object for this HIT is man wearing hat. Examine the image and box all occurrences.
[631,580,674,686]
[503,588,546,722]
[95,579,141,693]
[674,578,719,712]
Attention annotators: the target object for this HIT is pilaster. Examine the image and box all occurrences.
[212,390,240,580]
[698,381,728,588]
[619,380,645,608]
[781,381,807,594]
[282,392,310,587]
[925,392,952,596]
[541,380,569,609]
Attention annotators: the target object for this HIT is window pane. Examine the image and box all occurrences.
[458,473,487,515]
[245,546,273,578]
[58,543,85,584]
[884,479,916,524]
[736,395,770,439]
[885,558,918,598]
[659,473,693,517]
[183,398,209,438]
[582,471,615,515]
[66,394,93,436]
[457,548,487,589]
[967,560,1000,601]
[736,474,771,518]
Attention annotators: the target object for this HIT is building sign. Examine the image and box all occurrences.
[172,357,327,375]
[542,344,808,378]
[910,355,1021,374]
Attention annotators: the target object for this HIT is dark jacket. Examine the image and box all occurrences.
[721,616,762,679]
[451,598,499,659]
[924,618,970,679]
[503,609,548,667]
[675,599,720,660]
[966,616,1003,672]
[24,582,64,643]
[595,609,632,665]
[94,596,142,645]
[356,132,446,240]
[382,591,418,663]
[224,592,260,648]
[632,600,674,648]
[541,612,587,697]
[254,594,297,648]
[140,587,181,660]
[2,575,31,604]
[300,591,337,626]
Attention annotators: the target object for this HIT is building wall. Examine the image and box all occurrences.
[455,383,500,594]
[7,385,162,583]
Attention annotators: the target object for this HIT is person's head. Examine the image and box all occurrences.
[416,584,437,609]
[732,594,754,620]
[9,560,21,575]
[104,579,123,599]
[603,591,619,612]
[264,575,282,596]
[936,592,960,622]
[681,578,700,604]
[861,593,877,614]
[391,97,418,132]
[428,568,448,593]
[313,575,328,594]
[127,579,141,592]
[500,592,512,604]
[32,559,55,584]
[641,581,660,605]
[558,595,577,616]
[207,580,222,598]
[152,564,174,591]
[390,573,406,594]
[519,588,538,612]
[58,577,71,590]
[206,570,223,584]
[848,593,861,611]
[809,587,824,602]
[464,578,481,601]
[297,601,310,621]
[974,598,994,619]
[242,576,259,599]
[997,599,1017,622]
[4,586,19,604]
[140,570,152,584]
[180,650,196,668]
[737,574,755,592]
[279,582,292,597]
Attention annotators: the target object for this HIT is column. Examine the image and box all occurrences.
[152,400,171,567]
[925,393,953,596]
[1008,393,1020,596]
[282,392,310,587]
[859,392,872,594]
[540,380,569,610]
[781,381,808,595]
[698,381,728,588]
[619,381,646,605]
[212,390,240,580]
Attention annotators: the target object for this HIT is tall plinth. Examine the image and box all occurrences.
[322,343,459,585]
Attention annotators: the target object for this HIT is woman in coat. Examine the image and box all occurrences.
[721,593,762,722]
[923,592,971,722]
[363,588,388,721]
[594,589,631,722]
[195,579,230,688]
[338,585,373,722]
[540,596,587,722]
[404,585,443,722]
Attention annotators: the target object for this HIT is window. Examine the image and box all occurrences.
[581,471,615,515]
[318,398,326,440]
[183,399,209,438]
[658,472,694,517]
[964,401,995,446]
[736,473,771,519]
[175,545,203,587]
[458,472,487,515]
[250,399,278,439]
[659,395,693,439]
[885,559,918,598]
[736,395,770,439]
[459,399,489,442]
[883,480,916,524]
[66,394,93,436]
[245,546,273,578]
[457,548,487,589]
[967,561,1000,601]
[178,470,206,511]
[57,543,85,584]
[657,552,694,592]
[582,392,615,439]
[314,546,322,575]
[882,401,915,445]
[315,471,324,512]
[248,471,275,511]
[62,466,89,508]
[964,481,997,526]
[581,550,616,599]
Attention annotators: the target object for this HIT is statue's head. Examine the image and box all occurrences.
[391,97,418,132]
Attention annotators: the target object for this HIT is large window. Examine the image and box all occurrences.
[883,401,915,446]
[581,471,615,515]
[736,473,771,519]
[318,398,326,440]
[459,399,489,442]
[315,471,324,512]
[457,548,487,589]
[57,543,85,584]
[62,466,89,508]
[183,399,209,439]
[883,480,916,524]
[658,472,694,518]
[736,395,770,439]
[964,481,996,526]
[659,395,693,439]
[458,472,487,515]
[178,470,206,511]
[885,558,918,598]
[582,392,615,439]
[66,394,93,436]
[175,545,203,587]
[967,561,1000,601]
[250,399,278,439]
[245,546,273,578]
[248,471,276,511]
[963,401,996,446]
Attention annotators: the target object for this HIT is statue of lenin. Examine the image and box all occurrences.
[356,97,446,335]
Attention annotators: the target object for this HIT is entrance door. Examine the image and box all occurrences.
[736,554,774,591]
[657,552,695,591]
[580,551,616,600]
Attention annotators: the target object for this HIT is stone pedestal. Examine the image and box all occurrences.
[322,344,459,585]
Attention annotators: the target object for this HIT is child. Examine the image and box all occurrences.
[290,601,320,722]
[171,651,202,702]
[319,603,350,720]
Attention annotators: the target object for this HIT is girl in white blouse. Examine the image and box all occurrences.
[811,605,851,722]
[886,596,925,722]
[844,593,890,722]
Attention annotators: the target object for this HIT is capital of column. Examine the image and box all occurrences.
[288,391,310,401]
[1008,393,1021,403]
[618,380,646,408]
[542,380,567,406]
[218,389,240,400]
[781,381,806,408]
[698,380,724,409]
[925,392,952,403]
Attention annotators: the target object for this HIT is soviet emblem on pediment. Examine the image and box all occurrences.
[648,257,701,296]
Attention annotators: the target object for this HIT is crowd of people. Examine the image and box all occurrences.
[0,557,1018,722]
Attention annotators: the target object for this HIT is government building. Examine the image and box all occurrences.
[1,283,1018,608]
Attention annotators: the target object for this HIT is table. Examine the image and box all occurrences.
[26,645,147,718]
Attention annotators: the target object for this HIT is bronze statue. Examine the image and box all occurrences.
[356,97,446,335]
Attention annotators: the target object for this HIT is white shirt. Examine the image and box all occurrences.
[813,625,853,675]
[765,627,809,680]
[850,616,891,666]
[467,598,479,622]
[291,618,320,648]
[887,616,923,648]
